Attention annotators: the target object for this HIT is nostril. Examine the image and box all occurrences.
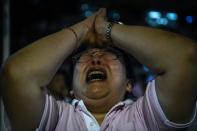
[97,61,101,65]
[92,60,95,65]
[91,59,101,65]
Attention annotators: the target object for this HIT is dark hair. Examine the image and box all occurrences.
[64,43,140,88]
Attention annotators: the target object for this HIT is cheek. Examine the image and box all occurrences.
[110,63,127,80]
[72,66,82,89]
[110,65,127,99]
[72,65,86,94]
[73,65,83,81]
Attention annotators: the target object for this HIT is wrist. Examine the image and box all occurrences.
[69,22,89,47]
[105,22,123,44]
[105,22,114,42]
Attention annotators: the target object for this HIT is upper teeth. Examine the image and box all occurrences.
[88,71,104,77]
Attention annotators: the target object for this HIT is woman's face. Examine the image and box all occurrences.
[72,48,132,110]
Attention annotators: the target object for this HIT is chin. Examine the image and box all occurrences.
[85,84,110,99]
[86,91,109,100]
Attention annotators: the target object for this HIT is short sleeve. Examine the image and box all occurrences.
[36,94,60,131]
[142,80,197,131]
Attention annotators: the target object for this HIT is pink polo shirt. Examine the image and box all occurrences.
[37,80,196,131]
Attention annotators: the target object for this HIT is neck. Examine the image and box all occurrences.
[84,98,116,113]
[92,112,106,125]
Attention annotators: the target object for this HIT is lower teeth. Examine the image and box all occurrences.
[90,79,102,82]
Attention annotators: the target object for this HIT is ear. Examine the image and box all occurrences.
[126,80,132,93]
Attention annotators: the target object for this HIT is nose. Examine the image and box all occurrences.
[89,49,103,65]
[91,57,101,65]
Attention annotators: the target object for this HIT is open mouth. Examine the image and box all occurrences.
[86,69,107,83]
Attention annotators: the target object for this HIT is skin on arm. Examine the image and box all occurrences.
[95,9,197,123]
[0,11,99,131]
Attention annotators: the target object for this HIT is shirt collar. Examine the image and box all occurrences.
[72,99,134,114]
